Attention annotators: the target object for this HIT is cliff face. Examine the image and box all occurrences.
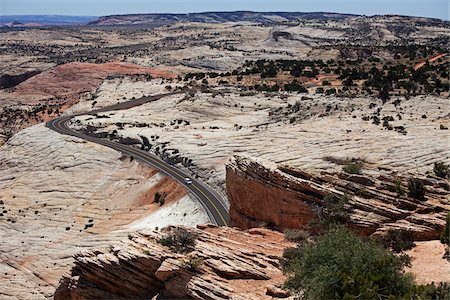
[227,155,449,240]
[55,225,292,300]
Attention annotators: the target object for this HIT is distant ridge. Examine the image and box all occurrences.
[0,15,98,26]
[88,11,359,26]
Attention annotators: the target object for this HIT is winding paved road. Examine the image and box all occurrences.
[46,93,229,226]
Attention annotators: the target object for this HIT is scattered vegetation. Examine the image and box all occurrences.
[159,227,197,253]
[414,282,450,300]
[395,178,405,196]
[154,191,167,206]
[154,192,161,203]
[183,255,204,273]
[440,212,449,247]
[307,194,350,233]
[408,178,426,200]
[433,162,449,178]
[319,193,350,226]
[342,163,362,174]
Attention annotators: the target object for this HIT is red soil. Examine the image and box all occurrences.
[13,62,176,103]
[413,53,447,71]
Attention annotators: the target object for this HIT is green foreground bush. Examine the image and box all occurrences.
[282,226,415,299]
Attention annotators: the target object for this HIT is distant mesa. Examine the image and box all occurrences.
[0,15,98,27]
[88,11,358,26]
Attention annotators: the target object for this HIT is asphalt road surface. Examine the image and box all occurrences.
[46,93,229,226]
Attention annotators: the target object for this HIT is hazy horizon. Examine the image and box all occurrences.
[0,0,448,20]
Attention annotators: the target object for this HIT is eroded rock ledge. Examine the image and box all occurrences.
[226,155,449,240]
[55,225,292,300]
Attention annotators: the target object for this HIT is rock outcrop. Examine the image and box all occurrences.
[55,225,292,300]
[227,155,449,240]
[0,123,208,299]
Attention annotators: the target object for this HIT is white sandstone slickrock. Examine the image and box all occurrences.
[0,123,208,299]
[70,87,450,201]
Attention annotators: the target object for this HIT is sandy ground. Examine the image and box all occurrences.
[406,240,450,284]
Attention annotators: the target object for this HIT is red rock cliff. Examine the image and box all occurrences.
[226,155,449,240]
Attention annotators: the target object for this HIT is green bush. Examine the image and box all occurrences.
[440,212,449,247]
[414,282,450,300]
[408,178,426,200]
[342,163,362,174]
[159,227,197,253]
[380,229,415,253]
[396,179,405,196]
[433,162,449,178]
[282,226,415,300]
[284,229,310,242]
[322,193,350,225]
[325,88,337,95]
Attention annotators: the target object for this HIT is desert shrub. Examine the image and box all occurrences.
[183,255,204,273]
[159,192,166,206]
[154,192,161,203]
[342,163,362,174]
[282,226,415,300]
[414,282,450,300]
[408,178,426,200]
[322,193,350,225]
[325,88,336,95]
[433,162,449,178]
[395,179,405,196]
[440,212,449,247]
[159,228,197,253]
[380,229,415,253]
[284,229,310,242]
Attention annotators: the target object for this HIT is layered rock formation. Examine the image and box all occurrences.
[227,155,449,240]
[0,124,208,299]
[55,225,292,300]
[70,89,450,203]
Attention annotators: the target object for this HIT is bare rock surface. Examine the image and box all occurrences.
[70,89,450,202]
[0,124,208,299]
[226,154,449,240]
[55,225,292,300]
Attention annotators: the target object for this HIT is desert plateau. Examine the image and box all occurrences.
[0,6,449,300]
